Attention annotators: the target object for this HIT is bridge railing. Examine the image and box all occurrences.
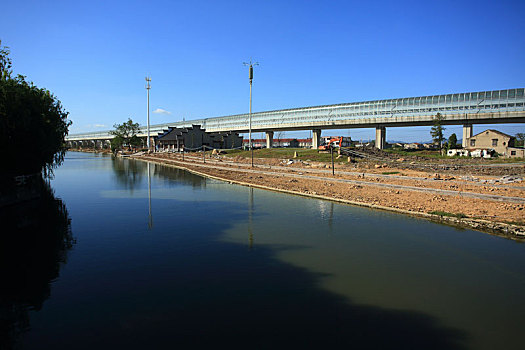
[200,88,524,131]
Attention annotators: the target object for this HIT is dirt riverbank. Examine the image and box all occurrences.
[134,152,525,240]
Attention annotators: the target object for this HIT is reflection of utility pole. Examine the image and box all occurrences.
[328,202,334,232]
[145,76,151,151]
[147,162,153,229]
[248,187,254,249]
[243,60,259,167]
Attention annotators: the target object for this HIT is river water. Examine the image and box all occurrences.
[2,151,524,349]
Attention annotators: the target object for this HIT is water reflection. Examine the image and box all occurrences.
[248,187,254,249]
[0,179,74,349]
[111,157,144,192]
[147,162,153,230]
[318,201,334,232]
[151,163,206,189]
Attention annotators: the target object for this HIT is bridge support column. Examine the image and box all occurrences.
[375,126,386,149]
[266,131,274,149]
[462,124,472,148]
[312,129,321,149]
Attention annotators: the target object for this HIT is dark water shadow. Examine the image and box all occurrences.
[0,179,74,349]
[157,211,468,349]
[24,196,467,348]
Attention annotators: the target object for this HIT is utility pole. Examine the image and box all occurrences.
[243,60,259,167]
[145,76,151,151]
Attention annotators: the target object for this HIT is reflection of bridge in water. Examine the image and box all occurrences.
[67,88,525,150]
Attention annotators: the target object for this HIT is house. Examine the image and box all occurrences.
[297,138,312,148]
[157,125,242,151]
[422,143,437,149]
[210,131,244,149]
[243,139,265,149]
[404,143,422,150]
[466,129,519,157]
[275,138,299,147]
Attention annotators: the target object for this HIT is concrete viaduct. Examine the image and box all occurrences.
[66,88,525,150]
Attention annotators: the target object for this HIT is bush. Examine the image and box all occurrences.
[0,41,71,177]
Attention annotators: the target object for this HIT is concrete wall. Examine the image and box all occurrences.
[507,148,525,158]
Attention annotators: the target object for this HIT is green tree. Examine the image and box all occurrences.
[110,118,141,152]
[0,40,71,177]
[515,133,525,147]
[447,133,458,149]
[430,113,446,152]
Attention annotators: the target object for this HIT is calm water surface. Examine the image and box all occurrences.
[2,151,525,349]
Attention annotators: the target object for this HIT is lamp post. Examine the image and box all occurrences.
[145,76,151,151]
[243,60,259,167]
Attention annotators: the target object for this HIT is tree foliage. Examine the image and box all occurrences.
[515,133,525,147]
[110,118,141,151]
[0,40,71,177]
[447,133,458,149]
[430,113,446,150]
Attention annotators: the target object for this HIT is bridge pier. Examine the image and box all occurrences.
[462,124,473,148]
[375,126,386,149]
[312,129,321,149]
[266,131,274,149]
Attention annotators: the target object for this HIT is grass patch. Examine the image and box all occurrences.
[222,148,348,163]
[381,171,400,175]
[429,210,468,219]
[384,148,446,159]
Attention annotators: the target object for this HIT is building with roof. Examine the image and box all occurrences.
[466,129,522,157]
[403,143,423,150]
[157,125,242,151]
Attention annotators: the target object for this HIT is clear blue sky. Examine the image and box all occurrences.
[1,0,524,142]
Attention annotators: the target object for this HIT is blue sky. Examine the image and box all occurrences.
[1,0,524,142]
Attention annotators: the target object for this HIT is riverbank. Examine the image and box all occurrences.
[133,152,525,240]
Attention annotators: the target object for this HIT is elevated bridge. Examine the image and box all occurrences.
[66,88,525,149]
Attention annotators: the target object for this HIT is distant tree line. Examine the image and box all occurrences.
[0,40,71,177]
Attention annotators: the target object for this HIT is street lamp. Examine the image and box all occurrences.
[243,60,259,167]
[145,76,151,151]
